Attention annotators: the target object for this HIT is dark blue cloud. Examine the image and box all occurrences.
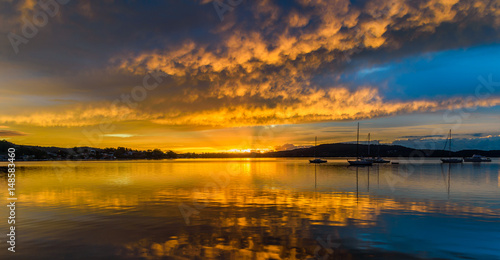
[393,136,500,151]
[331,44,500,100]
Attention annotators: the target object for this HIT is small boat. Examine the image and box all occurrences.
[348,158,373,166]
[348,123,372,166]
[464,154,491,162]
[441,129,463,164]
[370,156,390,164]
[365,133,390,163]
[441,158,463,163]
[310,136,327,164]
[391,162,399,165]
[310,158,327,164]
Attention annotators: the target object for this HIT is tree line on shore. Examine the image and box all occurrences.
[1,140,499,161]
[0,140,177,160]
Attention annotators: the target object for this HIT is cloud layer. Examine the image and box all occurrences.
[0,0,499,150]
[108,0,500,126]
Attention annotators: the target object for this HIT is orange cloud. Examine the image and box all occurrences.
[0,130,27,137]
[3,0,499,131]
[117,0,500,77]
[109,0,500,131]
[1,87,499,128]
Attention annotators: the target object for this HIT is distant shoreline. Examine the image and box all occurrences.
[2,140,499,161]
[2,155,499,162]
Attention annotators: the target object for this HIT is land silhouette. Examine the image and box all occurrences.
[1,140,499,161]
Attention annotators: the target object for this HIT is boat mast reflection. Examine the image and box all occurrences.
[356,167,359,203]
[367,166,370,192]
[314,163,317,191]
[441,163,453,199]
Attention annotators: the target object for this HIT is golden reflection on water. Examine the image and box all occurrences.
[1,159,499,259]
[10,161,498,218]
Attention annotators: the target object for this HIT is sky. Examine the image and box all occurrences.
[0,0,499,152]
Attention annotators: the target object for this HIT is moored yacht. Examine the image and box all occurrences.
[441,129,463,164]
[348,123,373,166]
[464,154,491,162]
[370,156,390,164]
[441,158,463,163]
[310,158,328,164]
[348,158,373,166]
[310,136,327,164]
[364,133,390,163]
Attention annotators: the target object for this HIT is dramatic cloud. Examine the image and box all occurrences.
[108,0,500,127]
[117,0,500,76]
[274,143,311,151]
[0,90,499,127]
[0,0,499,150]
[393,135,500,151]
[0,129,27,137]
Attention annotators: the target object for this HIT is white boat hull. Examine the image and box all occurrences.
[464,155,491,162]
[441,158,463,163]
[348,160,373,166]
[310,159,327,164]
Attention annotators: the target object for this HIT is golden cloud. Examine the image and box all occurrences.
[3,0,499,129]
[117,0,500,77]
[109,0,500,130]
[1,87,499,127]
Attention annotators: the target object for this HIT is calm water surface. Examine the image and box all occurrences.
[1,158,499,259]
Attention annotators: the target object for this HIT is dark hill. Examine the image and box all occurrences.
[264,143,500,158]
[1,140,499,159]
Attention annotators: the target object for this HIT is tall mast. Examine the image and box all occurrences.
[314,136,317,158]
[356,122,359,159]
[449,129,452,158]
[368,133,371,157]
[377,138,381,157]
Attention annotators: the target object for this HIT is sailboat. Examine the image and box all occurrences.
[309,136,327,164]
[372,156,390,164]
[464,154,491,162]
[365,133,390,163]
[441,129,463,163]
[348,123,373,166]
